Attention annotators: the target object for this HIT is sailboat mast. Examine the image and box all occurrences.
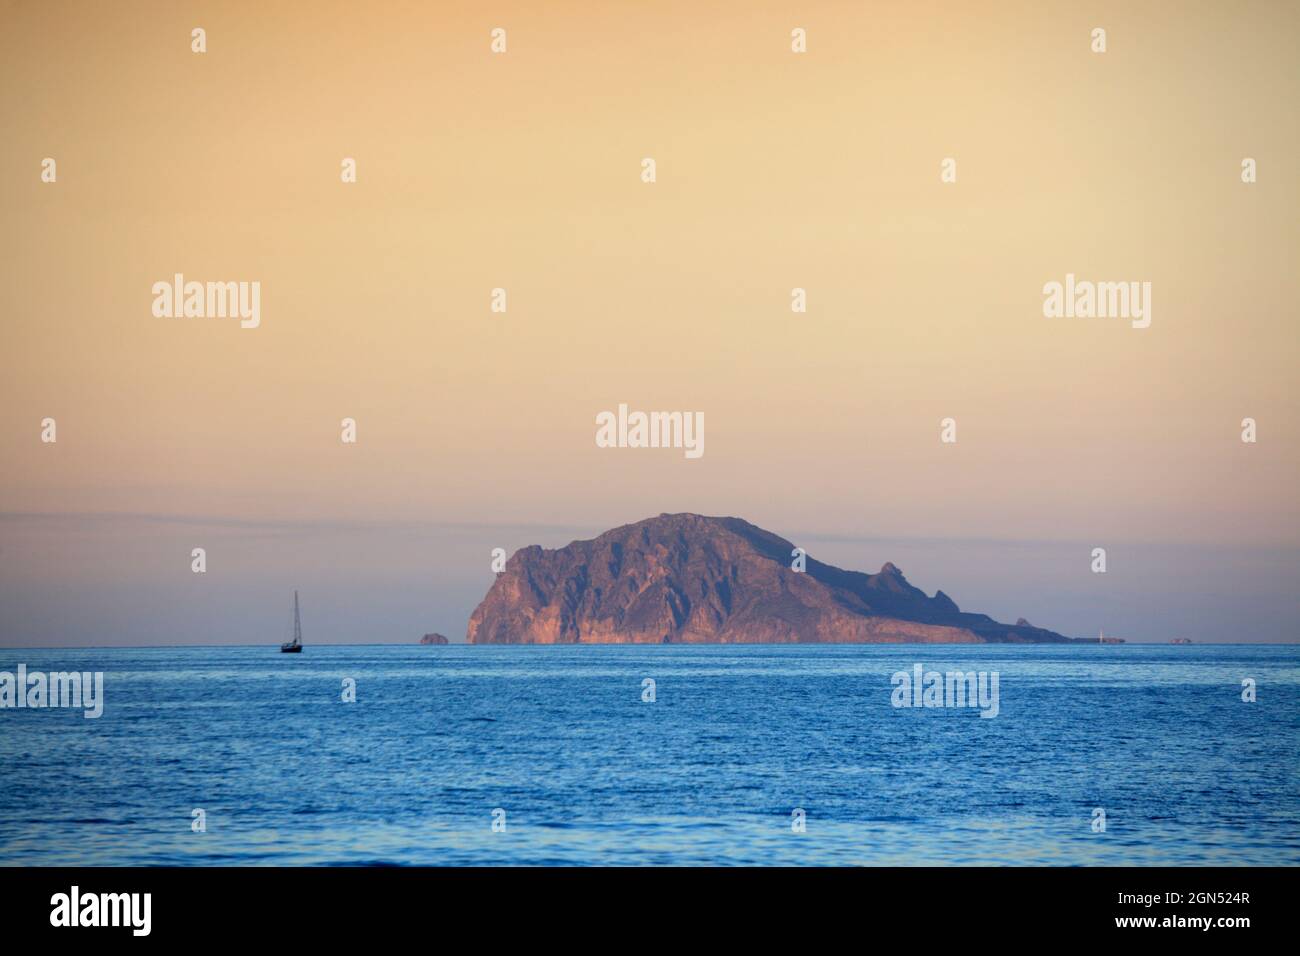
[293,590,302,645]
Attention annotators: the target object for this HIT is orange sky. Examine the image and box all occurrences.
[1,1,1297,607]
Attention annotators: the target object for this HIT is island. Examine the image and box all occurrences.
[418,633,450,645]
[465,513,1095,644]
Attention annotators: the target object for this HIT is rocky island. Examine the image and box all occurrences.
[419,633,450,645]
[466,513,1088,644]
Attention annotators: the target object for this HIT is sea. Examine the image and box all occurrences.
[1,643,1297,866]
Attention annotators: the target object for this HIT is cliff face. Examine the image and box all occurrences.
[466,513,1080,644]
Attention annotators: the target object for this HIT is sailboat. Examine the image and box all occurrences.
[281,591,304,653]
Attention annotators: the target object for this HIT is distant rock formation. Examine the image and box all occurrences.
[419,633,450,645]
[1169,637,1192,644]
[466,513,1086,644]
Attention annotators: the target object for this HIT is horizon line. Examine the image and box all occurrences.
[2,640,1296,650]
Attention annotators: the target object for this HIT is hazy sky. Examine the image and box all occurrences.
[2,1,1297,644]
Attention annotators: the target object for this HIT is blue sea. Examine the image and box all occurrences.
[1,644,1297,866]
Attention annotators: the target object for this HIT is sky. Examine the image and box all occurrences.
[1,1,1297,644]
